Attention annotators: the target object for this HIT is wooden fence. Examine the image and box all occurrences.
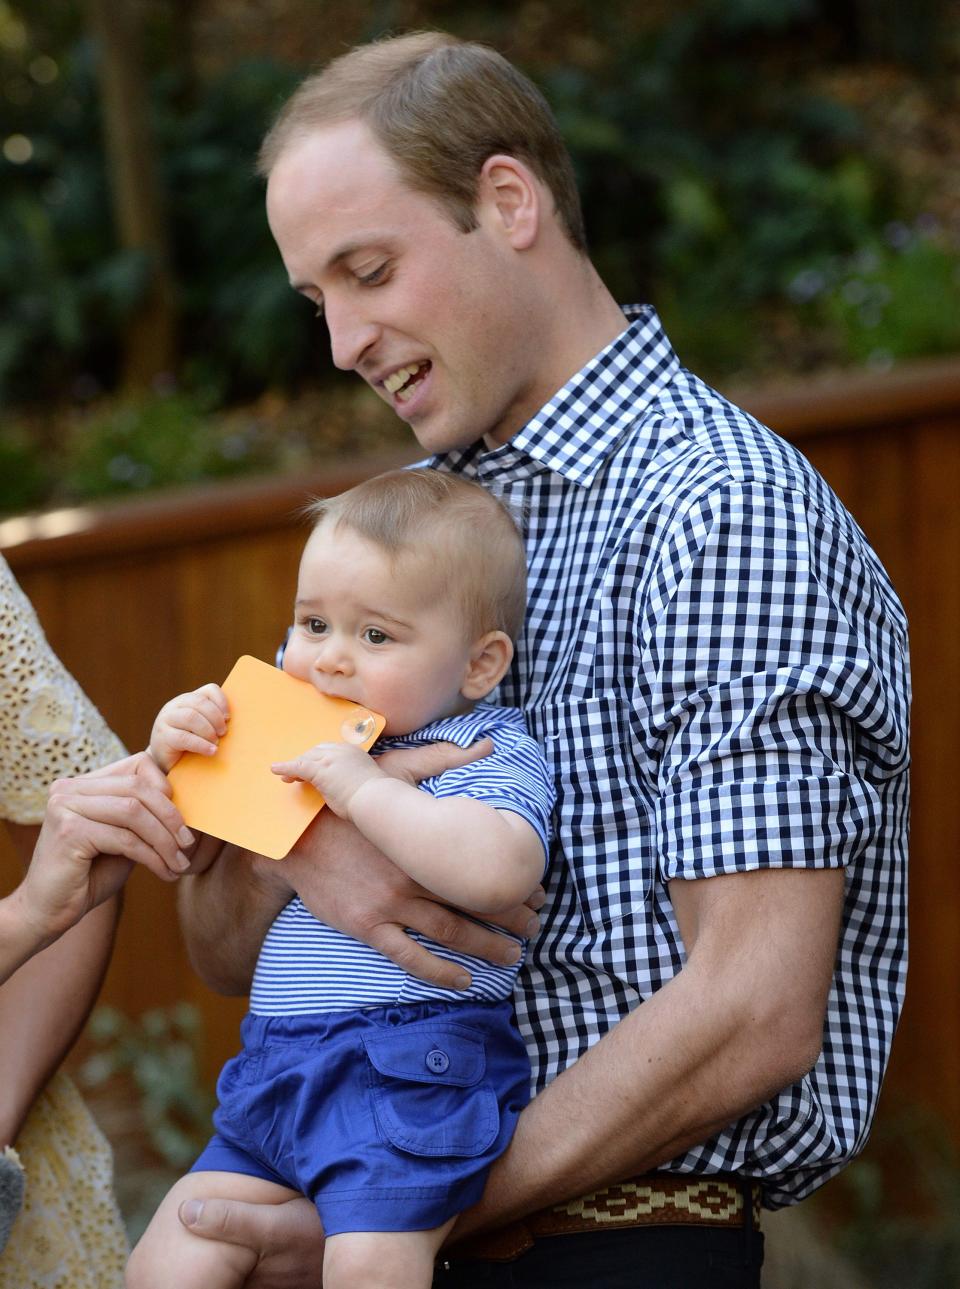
[2,358,959,1145]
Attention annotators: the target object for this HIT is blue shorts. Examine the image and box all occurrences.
[191,999,530,1236]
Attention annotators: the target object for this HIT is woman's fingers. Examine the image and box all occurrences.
[47,773,192,876]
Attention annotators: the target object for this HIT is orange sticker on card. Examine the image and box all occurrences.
[167,655,385,860]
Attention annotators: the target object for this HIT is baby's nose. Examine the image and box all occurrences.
[313,639,353,674]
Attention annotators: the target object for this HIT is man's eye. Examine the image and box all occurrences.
[357,264,387,286]
[363,627,389,645]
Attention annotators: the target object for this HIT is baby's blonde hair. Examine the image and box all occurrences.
[307,469,527,642]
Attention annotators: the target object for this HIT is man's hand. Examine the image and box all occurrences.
[281,736,542,990]
[179,737,543,995]
[178,1194,324,1288]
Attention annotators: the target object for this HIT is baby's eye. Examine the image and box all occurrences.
[363,627,389,645]
[306,617,327,635]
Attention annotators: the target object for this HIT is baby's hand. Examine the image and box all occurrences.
[271,743,383,818]
[149,683,230,773]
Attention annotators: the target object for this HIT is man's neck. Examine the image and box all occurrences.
[481,273,628,451]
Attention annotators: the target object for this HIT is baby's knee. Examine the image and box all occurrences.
[125,1234,168,1289]
[323,1229,442,1289]
[323,1235,390,1288]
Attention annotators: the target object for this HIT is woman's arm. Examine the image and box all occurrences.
[0,822,119,1145]
[0,756,190,1143]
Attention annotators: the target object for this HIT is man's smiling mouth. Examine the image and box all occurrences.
[383,361,430,402]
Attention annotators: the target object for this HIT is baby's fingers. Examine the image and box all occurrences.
[192,684,231,729]
[164,706,227,755]
[271,758,309,783]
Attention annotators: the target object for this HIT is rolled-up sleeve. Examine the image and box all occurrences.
[641,481,909,882]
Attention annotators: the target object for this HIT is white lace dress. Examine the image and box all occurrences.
[0,554,129,1287]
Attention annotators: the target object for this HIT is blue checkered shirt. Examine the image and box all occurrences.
[429,305,909,1208]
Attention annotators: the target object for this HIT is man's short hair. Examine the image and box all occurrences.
[307,468,527,642]
[258,31,587,253]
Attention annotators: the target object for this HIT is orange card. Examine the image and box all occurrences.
[167,655,385,860]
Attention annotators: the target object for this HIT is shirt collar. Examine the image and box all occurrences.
[378,703,518,751]
[430,305,681,487]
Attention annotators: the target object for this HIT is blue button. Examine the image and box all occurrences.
[426,1048,450,1074]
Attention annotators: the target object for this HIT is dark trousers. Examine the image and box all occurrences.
[433,1224,764,1288]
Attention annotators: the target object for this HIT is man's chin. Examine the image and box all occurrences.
[407,416,483,457]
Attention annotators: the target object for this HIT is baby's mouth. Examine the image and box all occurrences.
[383,361,431,403]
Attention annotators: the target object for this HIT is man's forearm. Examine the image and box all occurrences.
[454,867,843,1239]
[454,971,774,1235]
[178,840,292,995]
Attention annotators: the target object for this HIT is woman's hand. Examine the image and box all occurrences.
[17,752,193,948]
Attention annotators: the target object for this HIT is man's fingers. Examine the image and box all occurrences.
[367,923,474,990]
[526,884,547,913]
[179,1194,319,1246]
[484,895,543,941]
[179,1194,325,1287]
[378,737,494,784]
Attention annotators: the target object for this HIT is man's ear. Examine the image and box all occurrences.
[461,631,514,700]
[477,154,540,250]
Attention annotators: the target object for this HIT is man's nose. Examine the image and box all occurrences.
[325,299,380,372]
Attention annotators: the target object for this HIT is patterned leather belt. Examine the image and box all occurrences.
[446,1173,762,1263]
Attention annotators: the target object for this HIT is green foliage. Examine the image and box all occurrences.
[812,224,960,367]
[77,1002,215,1240]
[542,5,906,377]
[0,422,51,513]
[1,0,959,506]
[157,57,319,397]
[0,9,316,407]
[0,26,127,402]
[79,1002,214,1171]
[57,388,277,500]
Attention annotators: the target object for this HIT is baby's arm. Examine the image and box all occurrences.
[272,744,543,915]
[150,683,230,773]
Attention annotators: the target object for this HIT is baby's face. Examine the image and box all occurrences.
[282,520,477,736]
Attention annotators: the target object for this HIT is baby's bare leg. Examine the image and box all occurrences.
[126,1170,300,1289]
[322,1219,456,1289]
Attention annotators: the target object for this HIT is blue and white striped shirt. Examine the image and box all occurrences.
[250,704,554,1015]
[430,306,909,1208]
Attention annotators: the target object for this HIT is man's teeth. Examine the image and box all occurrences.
[384,363,424,396]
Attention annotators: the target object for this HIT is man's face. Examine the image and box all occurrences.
[266,120,545,453]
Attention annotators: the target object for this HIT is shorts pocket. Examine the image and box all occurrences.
[361,1024,499,1158]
